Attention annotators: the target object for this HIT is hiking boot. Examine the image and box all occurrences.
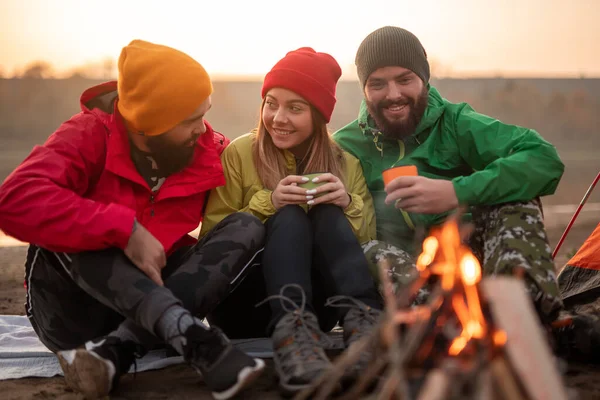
[342,304,382,348]
[327,296,382,380]
[272,310,333,395]
[57,336,143,399]
[523,276,562,328]
[257,284,334,395]
[182,324,265,400]
[552,311,600,364]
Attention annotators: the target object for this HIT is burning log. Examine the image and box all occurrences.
[295,215,568,400]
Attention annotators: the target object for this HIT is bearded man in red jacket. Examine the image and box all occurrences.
[0,40,265,399]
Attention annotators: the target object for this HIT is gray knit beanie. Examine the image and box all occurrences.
[355,26,430,87]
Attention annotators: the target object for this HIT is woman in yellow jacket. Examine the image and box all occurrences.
[200,48,382,394]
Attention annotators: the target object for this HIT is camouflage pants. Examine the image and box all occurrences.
[363,200,563,322]
[25,212,265,353]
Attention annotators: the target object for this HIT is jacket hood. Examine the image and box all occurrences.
[80,81,119,123]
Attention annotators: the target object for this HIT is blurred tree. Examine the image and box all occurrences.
[66,71,87,79]
[66,57,116,79]
[66,64,93,79]
[10,67,21,78]
[21,61,54,79]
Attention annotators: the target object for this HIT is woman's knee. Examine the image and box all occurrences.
[307,203,345,224]
[266,205,310,232]
[274,204,307,220]
[308,204,352,235]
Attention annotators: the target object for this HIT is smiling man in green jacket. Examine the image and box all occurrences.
[334,26,565,325]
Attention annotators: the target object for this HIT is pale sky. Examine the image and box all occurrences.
[1,0,599,78]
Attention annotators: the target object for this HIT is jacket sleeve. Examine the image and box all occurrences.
[343,156,377,244]
[200,143,276,237]
[0,114,136,253]
[451,104,565,206]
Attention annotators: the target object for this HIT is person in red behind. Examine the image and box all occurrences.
[0,40,265,399]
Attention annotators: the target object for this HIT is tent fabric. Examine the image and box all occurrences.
[558,222,600,305]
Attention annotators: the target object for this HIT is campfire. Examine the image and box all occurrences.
[296,215,569,400]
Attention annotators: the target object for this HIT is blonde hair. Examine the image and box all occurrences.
[252,98,346,190]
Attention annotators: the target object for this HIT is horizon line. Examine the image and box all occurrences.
[3,74,600,81]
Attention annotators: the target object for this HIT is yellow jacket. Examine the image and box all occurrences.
[200,132,376,243]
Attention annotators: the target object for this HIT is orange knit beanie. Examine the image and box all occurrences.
[117,40,213,136]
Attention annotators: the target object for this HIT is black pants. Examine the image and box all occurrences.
[25,212,264,353]
[208,205,382,337]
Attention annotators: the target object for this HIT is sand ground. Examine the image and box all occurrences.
[0,222,598,399]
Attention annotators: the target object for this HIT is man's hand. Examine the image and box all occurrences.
[271,175,312,209]
[124,220,166,286]
[305,173,351,209]
[384,176,459,214]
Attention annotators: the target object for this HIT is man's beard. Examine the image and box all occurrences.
[366,86,429,140]
[145,136,196,176]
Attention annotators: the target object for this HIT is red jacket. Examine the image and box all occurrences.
[0,81,229,255]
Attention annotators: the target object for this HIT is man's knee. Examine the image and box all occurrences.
[362,240,417,284]
[69,248,127,284]
[362,240,414,264]
[169,264,248,317]
[470,199,549,258]
[27,252,124,353]
[221,212,264,232]
[473,199,544,227]
[213,212,266,249]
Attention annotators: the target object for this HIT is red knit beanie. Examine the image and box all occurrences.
[261,47,342,123]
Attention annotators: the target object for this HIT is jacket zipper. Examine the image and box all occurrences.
[149,193,155,217]
[391,140,416,231]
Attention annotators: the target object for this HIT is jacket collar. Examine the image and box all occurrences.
[80,81,225,193]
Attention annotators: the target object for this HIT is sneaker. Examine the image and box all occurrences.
[57,336,142,398]
[326,296,382,379]
[182,324,265,400]
[258,284,333,395]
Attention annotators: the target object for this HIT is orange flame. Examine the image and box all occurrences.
[416,236,438,272]
[415,218,505,356]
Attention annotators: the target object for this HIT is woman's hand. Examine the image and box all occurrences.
[304,173,351,209]
[271,175,312,209]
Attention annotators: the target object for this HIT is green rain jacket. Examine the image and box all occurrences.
[333,85,564,254]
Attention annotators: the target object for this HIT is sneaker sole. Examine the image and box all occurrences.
[57,349,114,399]
[279,380,343,398]
[212,358,265,400]
[279,381,312,397]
